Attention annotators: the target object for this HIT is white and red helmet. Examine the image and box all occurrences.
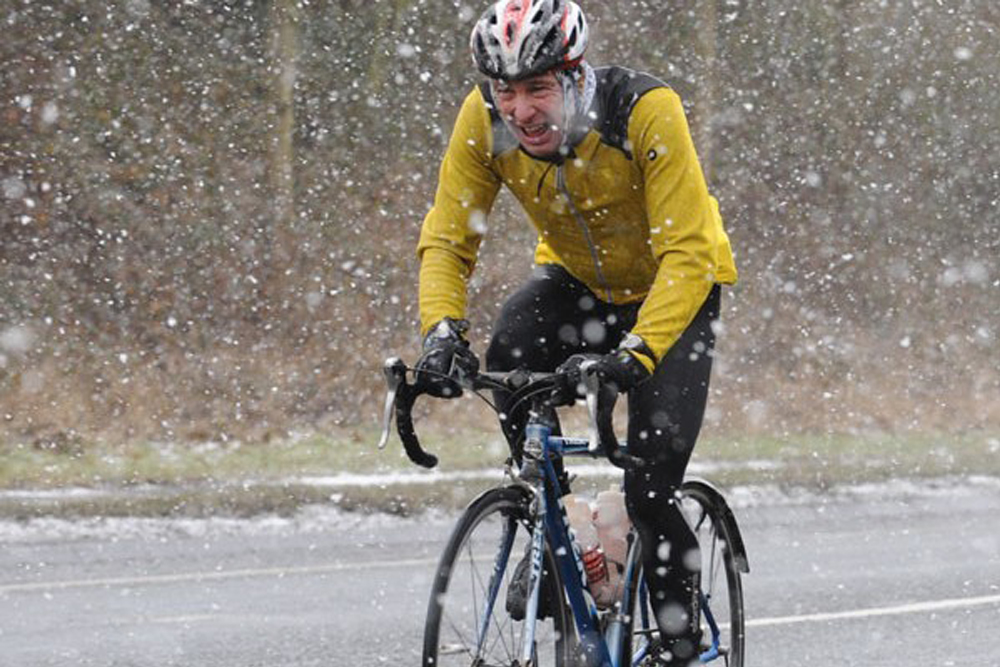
[470,0,589,81]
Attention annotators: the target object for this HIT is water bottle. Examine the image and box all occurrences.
[564,495,610,602]
[595,485,630,606]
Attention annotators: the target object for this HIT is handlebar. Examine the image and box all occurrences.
[376,357,644,471]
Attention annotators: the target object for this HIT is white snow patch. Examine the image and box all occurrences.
[725,475,1000,509]
[0,504,455,545]
[291,458,782,489]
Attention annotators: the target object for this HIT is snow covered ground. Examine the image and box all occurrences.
[2,473,997,545]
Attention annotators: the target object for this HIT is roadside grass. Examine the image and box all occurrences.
[0,425,512,489]
[693,430,1000,486]
[1,426,997,518]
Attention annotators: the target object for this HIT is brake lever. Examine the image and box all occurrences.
[376,357,406,450]
[581,360,601,453]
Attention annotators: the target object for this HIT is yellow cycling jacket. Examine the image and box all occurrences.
[417,66,737,369]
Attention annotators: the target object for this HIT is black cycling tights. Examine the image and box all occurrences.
[486,264,720,656]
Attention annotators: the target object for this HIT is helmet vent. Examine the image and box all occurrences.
[543,26,560,51]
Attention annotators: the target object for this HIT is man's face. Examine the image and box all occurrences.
[494,71,565,158]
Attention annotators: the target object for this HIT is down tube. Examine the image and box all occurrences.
[541,454,614,667]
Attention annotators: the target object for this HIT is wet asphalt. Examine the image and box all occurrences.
[1,478,998,666]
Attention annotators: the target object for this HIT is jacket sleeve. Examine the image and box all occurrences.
[417,87,502,336]
[627,88,732,369]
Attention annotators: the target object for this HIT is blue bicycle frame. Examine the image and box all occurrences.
[512,422,724,667]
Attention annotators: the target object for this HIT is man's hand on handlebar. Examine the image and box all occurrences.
[552,350,651,405]
[415,318,480,398]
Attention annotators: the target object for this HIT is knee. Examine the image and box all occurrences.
[486,331,519,371]
[624,470,681,525]
[486,319,552,371]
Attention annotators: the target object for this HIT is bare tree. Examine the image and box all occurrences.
[268,0,301,269]
[692,0,718,179]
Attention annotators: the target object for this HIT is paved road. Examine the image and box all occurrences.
[1,478,999,666]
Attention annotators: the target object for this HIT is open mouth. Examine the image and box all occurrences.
[516,123,561,148]
[521,124,549,138]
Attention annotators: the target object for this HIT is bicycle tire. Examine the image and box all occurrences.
[619,482,746,667]
[422,486,574,667]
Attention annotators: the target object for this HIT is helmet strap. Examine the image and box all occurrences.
[557,60,596,157]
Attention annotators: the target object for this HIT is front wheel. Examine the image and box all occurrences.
[423,486,574,666]
[621,481,746,667]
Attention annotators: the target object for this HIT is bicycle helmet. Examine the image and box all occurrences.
[470,0,589,81]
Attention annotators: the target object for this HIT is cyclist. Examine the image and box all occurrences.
[415,1,737,664]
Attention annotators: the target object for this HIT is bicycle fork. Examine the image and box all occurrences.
[520,512,549,665]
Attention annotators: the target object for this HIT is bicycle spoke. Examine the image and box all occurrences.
[467,538,481,647]
[441,612,475,659]
[707,524,719,595]
[469,524,517,663]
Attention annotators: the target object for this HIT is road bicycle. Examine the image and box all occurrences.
[377,357,749,666]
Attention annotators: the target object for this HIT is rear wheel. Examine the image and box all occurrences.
[620,483,746,666]
[423,486,574,666]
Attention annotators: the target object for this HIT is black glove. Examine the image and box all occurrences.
[593,349,652,393]
[554,346,652,404]
[415,318,480,398]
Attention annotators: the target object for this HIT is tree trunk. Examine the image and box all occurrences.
[268,0,300,270]
[693,0,718,181]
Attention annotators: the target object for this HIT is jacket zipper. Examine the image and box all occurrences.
[556,164,614,303]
